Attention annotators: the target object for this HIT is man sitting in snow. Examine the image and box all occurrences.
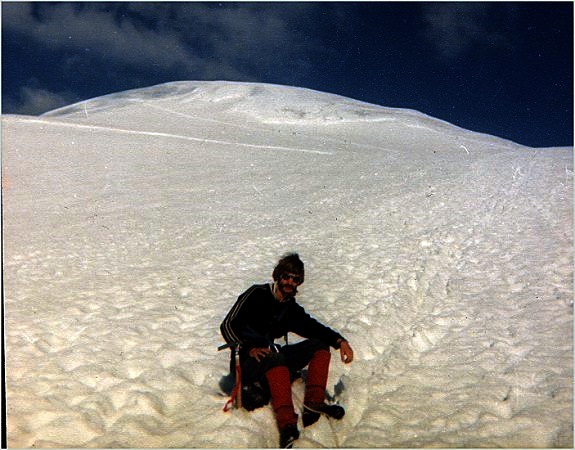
[220,252,354,448]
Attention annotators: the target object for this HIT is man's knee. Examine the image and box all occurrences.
[308,338,330,353]
[266,351,288,369]
[241,351,288,384]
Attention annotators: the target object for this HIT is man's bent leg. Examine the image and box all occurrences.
[242,352,298,435]
[279,339,331,404]
[266,365,298,428]
[280,339,345,427]
[280,338,330,376]
[304,348,331,405]
[262,354,299,447]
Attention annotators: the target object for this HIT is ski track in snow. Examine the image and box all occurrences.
[16,116,334,156]
[139,101,390,153]
[3,81,573,448]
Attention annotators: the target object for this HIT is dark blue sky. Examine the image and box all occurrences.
[2,1,573,147]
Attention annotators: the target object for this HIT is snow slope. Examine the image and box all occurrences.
[3,81,573,447]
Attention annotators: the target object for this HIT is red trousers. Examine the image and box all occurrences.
[264,343,331,429]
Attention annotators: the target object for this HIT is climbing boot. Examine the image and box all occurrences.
[302,402,345,427]
[279,424,300,448]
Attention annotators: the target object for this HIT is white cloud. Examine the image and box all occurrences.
[4,86,78,116]
[3,2,340,82]
[3,3,202,74]
[420,3,513,60]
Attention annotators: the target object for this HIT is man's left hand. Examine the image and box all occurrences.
[339,340,354,364]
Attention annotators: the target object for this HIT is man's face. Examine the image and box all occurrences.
[278,273,303,298]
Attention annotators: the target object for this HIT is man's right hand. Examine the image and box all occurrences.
[249,347,272,362]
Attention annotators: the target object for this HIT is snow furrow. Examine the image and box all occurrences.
[3,82,572,448]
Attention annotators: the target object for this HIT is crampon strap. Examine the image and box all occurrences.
[223,357,241,412]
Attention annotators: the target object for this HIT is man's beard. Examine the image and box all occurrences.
[279,282,298,297]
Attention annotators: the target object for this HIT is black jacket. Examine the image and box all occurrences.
[221,283,345,352]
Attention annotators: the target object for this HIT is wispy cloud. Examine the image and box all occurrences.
[4,3,201,74]
[3,2,348,114]
[4,86,79,116]
[4,3,342,81]
[420,3,515,60]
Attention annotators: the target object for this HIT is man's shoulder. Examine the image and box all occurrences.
[240,283,273,298]
[251,282,273,292]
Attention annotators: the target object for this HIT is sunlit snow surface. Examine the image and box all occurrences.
[3,81,573,447]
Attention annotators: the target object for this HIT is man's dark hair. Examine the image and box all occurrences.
[273,252,305,283]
